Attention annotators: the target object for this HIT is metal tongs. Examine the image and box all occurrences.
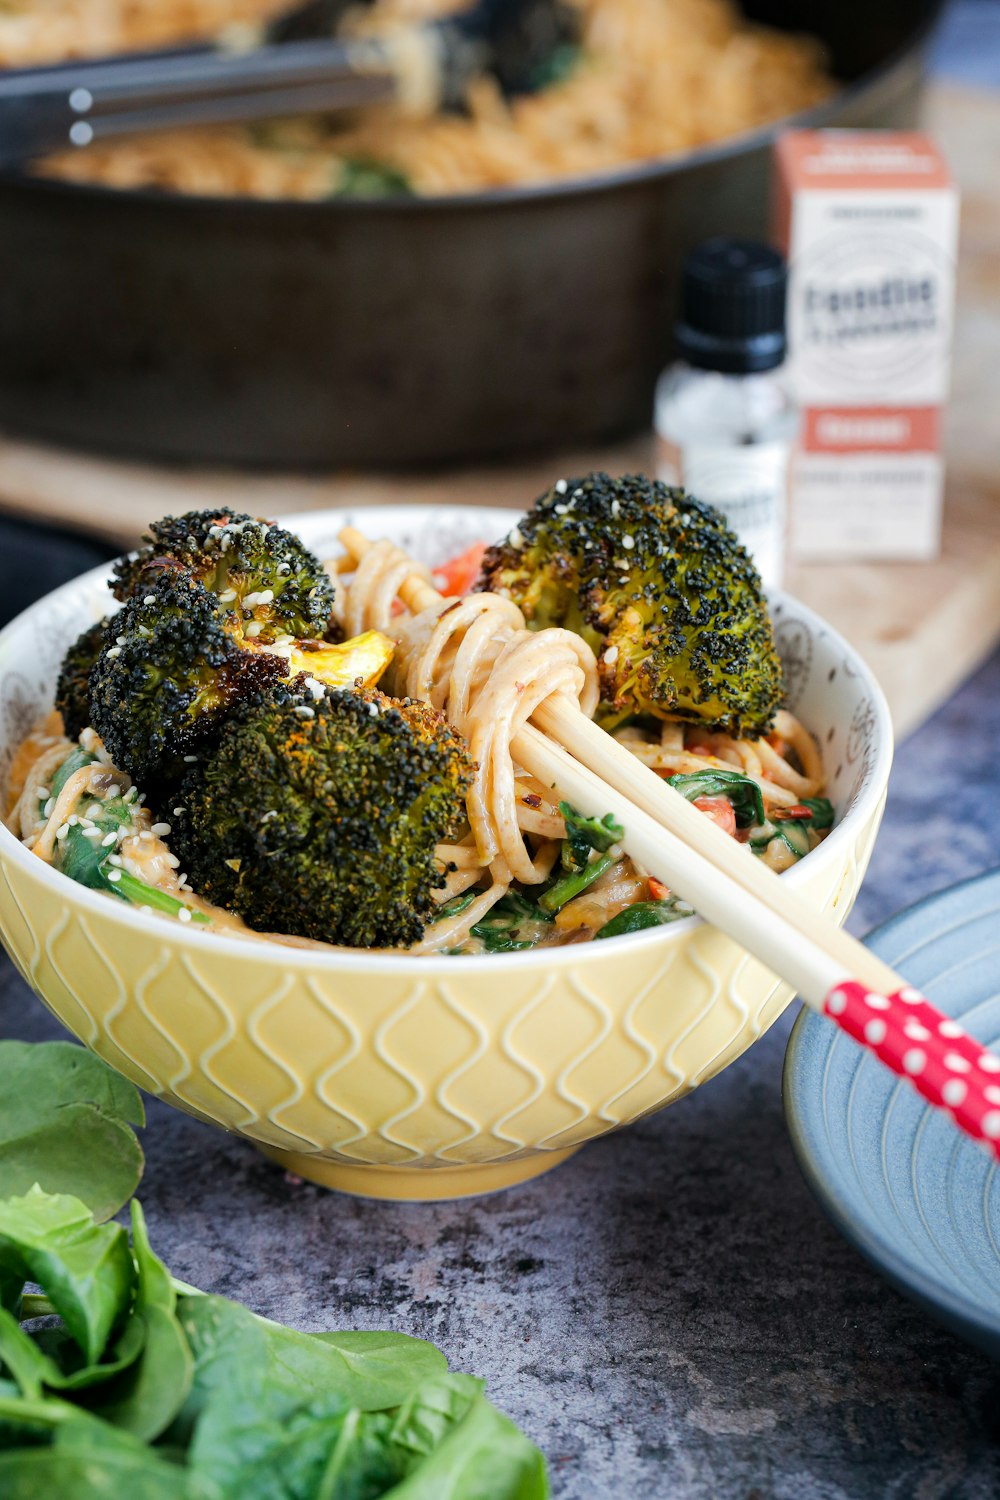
[0,0,577,169]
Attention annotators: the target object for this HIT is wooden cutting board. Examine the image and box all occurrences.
[0,82,997,740]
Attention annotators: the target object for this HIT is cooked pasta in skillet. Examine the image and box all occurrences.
[1,0,833,199]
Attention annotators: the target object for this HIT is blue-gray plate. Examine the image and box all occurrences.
[784,868,1000,1357]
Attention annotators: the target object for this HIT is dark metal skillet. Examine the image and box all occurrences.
[0,0,945,472]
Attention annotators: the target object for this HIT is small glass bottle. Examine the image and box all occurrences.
[655,238,797,590]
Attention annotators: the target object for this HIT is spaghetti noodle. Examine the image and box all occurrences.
[331,529,828,953]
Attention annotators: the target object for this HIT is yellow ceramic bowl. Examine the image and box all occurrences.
[0,506,892,1200]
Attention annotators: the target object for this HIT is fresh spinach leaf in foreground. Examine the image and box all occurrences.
[0,1041,144,1221]
[0,1186,548,1498]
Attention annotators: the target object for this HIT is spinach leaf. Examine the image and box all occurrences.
[0,1423,193,1500]
[488,892,554,926]
[305,1331,450,1410]
[558,802,624,871]
[174,1296,449,1443]
[431,893,478,924]
[0,1188,134,1364]
[60,808,209,926]
[334,158,414,199]
[799,797,835,830]
[538,853,617,914]
[595,901,694,940]
[667,770,765,829]
[81,1205,193,1442]
[0,1305,144,1399]
[0,1041,549,1495]
[384,1385,549,1500]
[30,1314,145,1392]
[48,748,98,803]
[0,1041,144,1222]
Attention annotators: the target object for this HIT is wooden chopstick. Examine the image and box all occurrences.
[338,524,896,998]
[337,523,1000,1162]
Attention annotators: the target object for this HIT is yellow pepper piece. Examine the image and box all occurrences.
[287,630,394,691]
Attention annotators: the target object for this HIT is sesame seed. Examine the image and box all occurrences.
[183,755,198,764]
[105,785,121,799]
[604,646,619,665]
[611,500,621,518]
[244,622,263,638]
[116,634,127,646]
[107,869,121,883]
[68,815,78,827]
[218,588,237,603]
[108,854,122,867]
[35,786,49,799]
[139,831,153,841]
[293,705,315,718]
[81,827,101,840]
[554,479,567,494]
[554,504,568,516]
[55,824,69,841]
[165,853,180,868]
[507,527,524,549]
[124,787,138,803]
[105,646,122,659]
[42,796,55,817]
[143,595,156,605]
[85,804,101,819]
[101,832,117,847]
[178,908,192,923]
[151,822,171,836]
[622,534,635,550]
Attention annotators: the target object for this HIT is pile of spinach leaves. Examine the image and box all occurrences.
[0,1041,548,1499]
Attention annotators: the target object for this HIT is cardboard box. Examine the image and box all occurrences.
[775,131,959,561]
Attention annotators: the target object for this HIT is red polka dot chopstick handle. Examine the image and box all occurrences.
[823,981,1000,1154]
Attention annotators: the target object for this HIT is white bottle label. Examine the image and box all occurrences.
[656,437,789,588]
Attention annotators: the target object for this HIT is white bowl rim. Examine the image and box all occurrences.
[0,505,893,973]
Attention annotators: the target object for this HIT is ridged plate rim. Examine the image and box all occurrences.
[784,867,1000,1357]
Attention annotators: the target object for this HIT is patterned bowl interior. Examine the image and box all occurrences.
[0,503,891,947]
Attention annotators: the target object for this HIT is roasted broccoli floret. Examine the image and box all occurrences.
[55,618,108,740]
[478,472,782,738]
[171,684,474,949]
[112,509,335,644]
[89,573,287,788]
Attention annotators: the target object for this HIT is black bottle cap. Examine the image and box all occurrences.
[675,238,788,374]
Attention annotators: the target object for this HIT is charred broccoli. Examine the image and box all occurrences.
[55,618,108,740]
[171,683,474,949]
[478,472,782,738]
[89,573,287,788]
[112,509,336,644]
